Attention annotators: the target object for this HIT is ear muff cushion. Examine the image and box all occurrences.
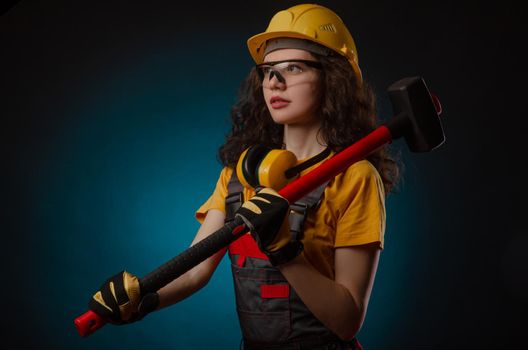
[240,145,272,188]
[257,149,298,190]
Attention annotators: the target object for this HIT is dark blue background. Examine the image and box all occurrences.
[2,1,525,349]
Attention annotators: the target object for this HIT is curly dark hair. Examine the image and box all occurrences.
[218,53,400,194]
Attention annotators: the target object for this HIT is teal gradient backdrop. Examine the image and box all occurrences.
[2,1,525,349]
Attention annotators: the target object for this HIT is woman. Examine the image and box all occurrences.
[89,4,399,349]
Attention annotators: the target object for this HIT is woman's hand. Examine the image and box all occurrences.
[235,187,302,265]
[89,271,159,324]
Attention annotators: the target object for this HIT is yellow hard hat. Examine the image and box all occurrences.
[247,4,362,83]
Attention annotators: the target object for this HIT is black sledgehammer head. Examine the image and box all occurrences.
[386,76,445,152]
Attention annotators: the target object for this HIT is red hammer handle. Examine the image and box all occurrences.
[76,76,444,338]
[74,310,106,337]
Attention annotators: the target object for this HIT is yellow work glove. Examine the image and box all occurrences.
[89,271,159,324]
[235,188,302,265]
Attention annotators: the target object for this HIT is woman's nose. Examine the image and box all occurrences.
[268,70,286,89]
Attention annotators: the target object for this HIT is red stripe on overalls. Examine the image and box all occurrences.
[260,284,289,298]
[228,233,268,267]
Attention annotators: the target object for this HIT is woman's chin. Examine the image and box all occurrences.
[269,113,318,127]
[269,110,303,125]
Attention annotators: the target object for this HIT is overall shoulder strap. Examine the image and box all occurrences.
[286,147,332,241]
[225,170,244,224]
[289,181,329,241]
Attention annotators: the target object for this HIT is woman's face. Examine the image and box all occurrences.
[260,49,321,126]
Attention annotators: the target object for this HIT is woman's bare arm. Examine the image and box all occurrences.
[278,243,380,340]
[156,209,227,309]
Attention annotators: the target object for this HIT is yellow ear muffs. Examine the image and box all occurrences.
[236,145,298,191]
[257,149,298,190]
[237,145,272,189]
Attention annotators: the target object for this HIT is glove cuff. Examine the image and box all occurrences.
[266,241,303,266]
[138,292,160,317]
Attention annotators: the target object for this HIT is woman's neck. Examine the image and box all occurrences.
[283,121,327,160]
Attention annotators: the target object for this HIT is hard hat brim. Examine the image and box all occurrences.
[248,31,326,64]
[247,31,362,82]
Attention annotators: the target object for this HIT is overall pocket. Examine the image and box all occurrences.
[232,262,291,342]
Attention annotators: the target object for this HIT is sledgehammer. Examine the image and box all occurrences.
[74,76,444,337]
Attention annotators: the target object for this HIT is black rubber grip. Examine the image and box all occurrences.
[139,216,247,293]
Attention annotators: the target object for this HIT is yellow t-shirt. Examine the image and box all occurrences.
[195,158,386,280]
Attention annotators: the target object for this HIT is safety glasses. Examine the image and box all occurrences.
[256,59,322,85]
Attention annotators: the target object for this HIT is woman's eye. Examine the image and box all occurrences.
[286,64,303,73]
[261,66,272,75]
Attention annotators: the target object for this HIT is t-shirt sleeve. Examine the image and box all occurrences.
[195,167,233,224]
[333,161,386,249]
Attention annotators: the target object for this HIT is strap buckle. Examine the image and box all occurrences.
[289,202,309,241]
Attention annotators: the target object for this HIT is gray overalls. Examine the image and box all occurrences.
[224,173,362,350]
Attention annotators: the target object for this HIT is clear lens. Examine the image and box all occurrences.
[257,60,322,86]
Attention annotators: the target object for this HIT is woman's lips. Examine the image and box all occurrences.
[270,96,290,109]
